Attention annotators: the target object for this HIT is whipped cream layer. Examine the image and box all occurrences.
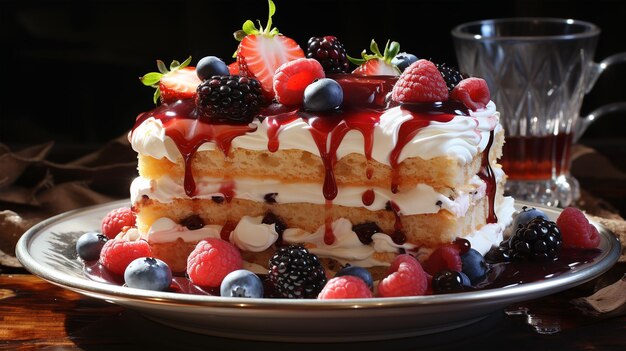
[131,174,492,217]
[142,196,515,268]
[131,102,500,165]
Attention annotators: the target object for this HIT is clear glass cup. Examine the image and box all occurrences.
[452,18,626,207]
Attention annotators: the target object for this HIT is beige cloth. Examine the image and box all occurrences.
[0,135,136,264]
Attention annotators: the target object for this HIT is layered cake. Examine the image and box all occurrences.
[75,1,606,300]
[126,3,515,278]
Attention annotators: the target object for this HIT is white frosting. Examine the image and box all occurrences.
[464,195,516,255]
[131,175,492,217]
[144,217,221,243]
[229,216,278,252]
[130,102,500,166]
[142,195,514,268]
[282,218,416,267]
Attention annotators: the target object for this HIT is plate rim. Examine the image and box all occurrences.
[15,199,622,311]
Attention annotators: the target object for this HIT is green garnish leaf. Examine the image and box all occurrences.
[387,41,400,61]
[170,60,180,70]
[179,56,192,69]
[242,20,258,35]
[370,40,382,57]
[347,53,366,66]
[156,60,168,74]
[234,30,247,41]
[153,88,161,105]
[140,72,163,86]
[266,0,276,33]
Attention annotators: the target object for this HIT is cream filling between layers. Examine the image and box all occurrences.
[131,102,500,166]
[131,175,489,217]
[141,196,516,268]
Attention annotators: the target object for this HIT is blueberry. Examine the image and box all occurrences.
[124,257,172,291]
[335,265,374,289]
[512,206,548,230]
[391,52,418,72]
[303,78,343,111]
[196,56,229,81]
[75,231,108,261]
[220,269,264,298]
[460,248,489,285]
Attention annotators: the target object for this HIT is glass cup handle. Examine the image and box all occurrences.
[576,52,626,142]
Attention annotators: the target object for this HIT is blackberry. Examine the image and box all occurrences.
[268,245,327,298]
[352,222,381,244]
[180,214,204,230]
[261,212,286,236]
[502,217,562,261]
[306,36,350,73]
[436,63,465,92]
[195,75,264,123]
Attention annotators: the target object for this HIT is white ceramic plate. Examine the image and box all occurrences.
[16,200,620,342]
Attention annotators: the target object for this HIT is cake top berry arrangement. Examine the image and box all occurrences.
[75,0,602,300]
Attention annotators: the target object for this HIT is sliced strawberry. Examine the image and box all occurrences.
[238,34,304,99]
[140,56,201,104]
[234,0,304,100]
[349,39,401,76]
[273,58,325,105]
[159,67,201,103]
[228,61,240,75]
[352,59,401,76]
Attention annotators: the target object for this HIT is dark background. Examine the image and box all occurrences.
[1,0,625,161]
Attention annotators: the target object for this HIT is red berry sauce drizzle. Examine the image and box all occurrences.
[131,75,496,249]
[479,130,498,223]
[132,100,257,197]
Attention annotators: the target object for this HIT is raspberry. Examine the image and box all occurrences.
[391,59,449,103]
[450,77,490,111]
[377,254,428,297]
[317,276,373,299]
[186,238,242,288]
[273,58,325,106]
[99,238,151,276]
[422,245,462,276]
[101,207,136,239]
[556,207,601,249]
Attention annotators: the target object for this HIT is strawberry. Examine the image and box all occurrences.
[391,59,449,103]
[234,0,304,100]
[228,61,240,75]
[450,77,491,111]
[140,56,201,104]
[349,39,402,76]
